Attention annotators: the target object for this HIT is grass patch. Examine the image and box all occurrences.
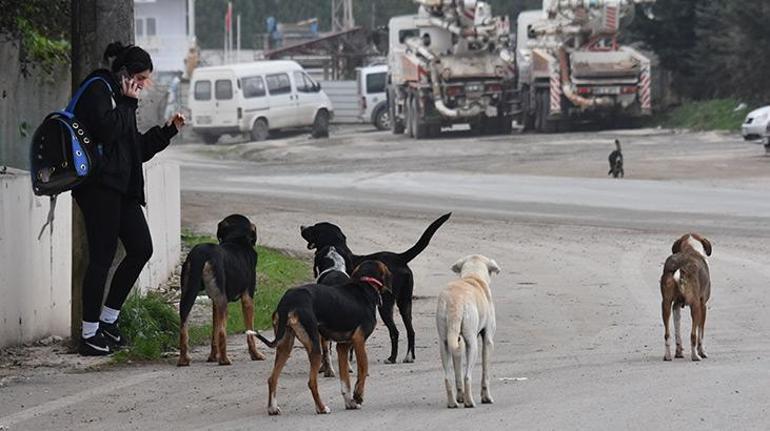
[653,99,749,131]
[112,231,311,362]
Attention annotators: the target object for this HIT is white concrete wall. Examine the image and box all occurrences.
[135,0,190,72]
[0,161,180,348]
[0,169,72,347]
[136,160,181,293]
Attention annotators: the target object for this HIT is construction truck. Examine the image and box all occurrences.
[517,0,656,132]
[387,1,517,139]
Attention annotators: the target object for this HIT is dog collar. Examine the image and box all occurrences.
[360,276,383,290]
[316,267,336,281]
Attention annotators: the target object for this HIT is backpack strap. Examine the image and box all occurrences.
[37,195,58,241]
[65,77,113,114]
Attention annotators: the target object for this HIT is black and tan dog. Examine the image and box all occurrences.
[300,212,451,364]
[608,139,624,178]
[660,233,712,362]
[254,260,391,415]
[177,214,265,366]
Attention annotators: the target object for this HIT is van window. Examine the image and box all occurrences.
[194,80,211,100]
[366,72,386,94]
[215,79,233,100]
[266,73,291,95]
[242,76,266,98]
[293,71,317,93]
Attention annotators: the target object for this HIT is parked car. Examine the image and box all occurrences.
[357,64,389,130]
[189,60,334,144]
[741,105,770,140]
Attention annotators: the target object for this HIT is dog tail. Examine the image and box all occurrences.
[249,311,288,349]
[398,213,452,264]
[179,248,208,325]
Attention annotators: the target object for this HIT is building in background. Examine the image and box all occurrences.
[135,0,196,73]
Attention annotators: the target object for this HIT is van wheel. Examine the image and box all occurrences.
[201,133,219,145]
[250,119,269,141]
[374,105,391,131]
[312,110,330,138]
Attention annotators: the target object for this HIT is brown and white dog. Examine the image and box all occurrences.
[660,233,712,361]
[436,255,500,408]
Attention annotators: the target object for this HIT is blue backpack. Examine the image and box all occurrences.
[29,77,113,238]
[30,76,113,196]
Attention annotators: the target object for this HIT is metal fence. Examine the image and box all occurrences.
[320,80,362,124]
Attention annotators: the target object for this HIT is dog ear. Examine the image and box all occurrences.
[671,237,683,254]
[451,257,465,274]
[487,259,501,275]
[699,237,712,256]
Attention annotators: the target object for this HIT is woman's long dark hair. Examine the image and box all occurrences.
[103,42,153,74]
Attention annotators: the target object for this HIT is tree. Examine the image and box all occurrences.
[70,0,135,340]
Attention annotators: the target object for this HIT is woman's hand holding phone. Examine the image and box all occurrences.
[121,76,141,99]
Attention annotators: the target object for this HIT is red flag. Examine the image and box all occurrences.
[225,2,232,33]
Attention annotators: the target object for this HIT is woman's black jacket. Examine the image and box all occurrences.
[74,69,177,205]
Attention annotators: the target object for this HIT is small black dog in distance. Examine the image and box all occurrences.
[608,139,624,178]
[177,214,265,366]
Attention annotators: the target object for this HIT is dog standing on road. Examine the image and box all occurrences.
[177,214,265,366]
[608,139,624,178]
[437,255,500,408]
[314,245,351,377]
[254,260,391,415]
[300,212,451,364]
[660,233,712,361]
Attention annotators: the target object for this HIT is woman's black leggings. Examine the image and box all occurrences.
[73,184,153,322]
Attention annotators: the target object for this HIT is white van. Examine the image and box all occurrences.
[357,64,389,130]
[189,60,334,143]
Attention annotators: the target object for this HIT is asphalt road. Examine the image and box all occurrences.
[1,126,769,430]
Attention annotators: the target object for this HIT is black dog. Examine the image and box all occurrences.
[608,139,624,178]
[255,260,392,415]
[177,214,265,366]
[300,212,451,364]
[313,245,351,377]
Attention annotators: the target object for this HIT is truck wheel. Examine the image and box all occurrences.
[536,89,558,133]
[412,96,428,139]
[374,105,391,131]
[250,118,269,142]
[405,95,414,138]
[311,109,330,138]
[390,90,405,134]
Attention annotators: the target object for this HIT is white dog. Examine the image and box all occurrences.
[436,255,500,408]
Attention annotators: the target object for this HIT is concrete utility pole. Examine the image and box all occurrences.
[70,0,134,341]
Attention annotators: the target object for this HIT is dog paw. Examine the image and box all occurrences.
[267,406,281,416]
[384,357,397,364]
[691,354,701,362]
[447,401,459,409]
[663,354,672,361]
[455,393,464,404]
[177,355,191,367]
[481,396,494,404]
[674,352,684,359]
[353,393,364,405]
[323,370,336,378]
[345,400,361,410]
[464,400,476,408]
[316,405,331,414]
[698,350,708,359]
[249,350,266,361]
[218,357,232,366]
[402,355,415,364]
[206,354,217,363]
